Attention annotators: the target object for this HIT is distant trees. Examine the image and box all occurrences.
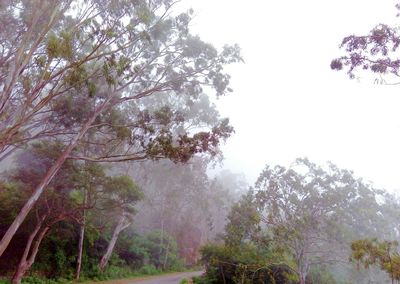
[197,158,400,284]
[126,158,242,264]
[254,158,400,284]
[0,0,241,258]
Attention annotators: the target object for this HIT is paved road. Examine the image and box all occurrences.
[127,271,204,284]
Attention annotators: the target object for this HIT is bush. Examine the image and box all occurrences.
[192,275,213,284]
[119,230,185,271]
[138,265,160,275]
[306,266,336,284]
[200,244,297,284]
[101,265,134,280]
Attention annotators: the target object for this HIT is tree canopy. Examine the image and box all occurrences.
[0,0,241,258]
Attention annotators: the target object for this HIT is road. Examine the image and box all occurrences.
[128,271,203,284]
[92,271,204,284]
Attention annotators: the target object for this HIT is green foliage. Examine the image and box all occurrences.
[350,238,400,281]
[253,158,381,282]
[192,276,213,284]
[200,243,297,284]
[119,230,184,271]
[138,265,160,275]
[306,266,337,284]
[224,190,261,247]
[100,265,135,280]
[46,32,74,60]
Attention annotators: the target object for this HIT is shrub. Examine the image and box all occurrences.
[139,265,160,275]
[200,244,297,284]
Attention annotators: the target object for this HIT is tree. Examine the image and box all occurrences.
[223,190,261,248]
[254,158,364,284]
[98,175,143,271]
[0,0,241,256]
[350,238,400,284]
[4,142,90,284]
[127,157,239,265]
[331,2,400,81]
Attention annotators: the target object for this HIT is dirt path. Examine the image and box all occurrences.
[89,271,204,284]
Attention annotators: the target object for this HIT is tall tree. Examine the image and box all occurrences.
[0,0,241,256]
[254,158,365,284]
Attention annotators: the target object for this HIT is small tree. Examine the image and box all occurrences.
[98,175,143,271]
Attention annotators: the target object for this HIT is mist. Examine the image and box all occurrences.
[2,1,400,284]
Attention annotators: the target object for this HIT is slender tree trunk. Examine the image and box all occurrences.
[12,225,50,284]
[99,214,131,271]
[298,261,309,284]
[162,239,170,270]
[0,98,112,257]
[75,222,85,280]
[299,274,306,284]
[75,195,87,280]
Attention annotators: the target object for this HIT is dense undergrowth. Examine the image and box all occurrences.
[0,229,186,284]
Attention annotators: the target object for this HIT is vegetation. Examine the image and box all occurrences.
[194,158,400,284]
[0,0,241,283]
[2,0,400,284]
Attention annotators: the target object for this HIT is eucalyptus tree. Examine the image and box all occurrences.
[3,142,99,284]
[254,158,367,284]
[0,0,241,256]
[1,141,144,281]
[98,175,143,271]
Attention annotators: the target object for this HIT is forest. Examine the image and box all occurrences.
[1,0,400,284]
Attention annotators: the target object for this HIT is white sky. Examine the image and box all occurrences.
[180,0,400,191]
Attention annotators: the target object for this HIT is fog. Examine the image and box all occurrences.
[2,1,400,283]
[181,0,400,192]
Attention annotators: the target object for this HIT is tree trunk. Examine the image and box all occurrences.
[299,274,306,284]
[298,260,309,284]
[75,189,87,280]
[99,214,131,271]
[12,225,50,284]
[0,98,112,257]
[75,223,85,280]
[162,239,170,270]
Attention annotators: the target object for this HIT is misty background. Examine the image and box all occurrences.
[180,0,400,191]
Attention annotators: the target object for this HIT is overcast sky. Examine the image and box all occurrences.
[179,0,400,191]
